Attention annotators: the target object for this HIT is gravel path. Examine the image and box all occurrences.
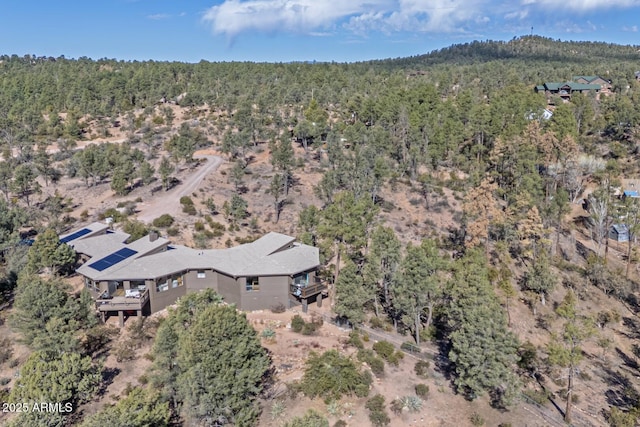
[136,154,224,223]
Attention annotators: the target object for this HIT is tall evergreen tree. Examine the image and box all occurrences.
[444,250,520,407]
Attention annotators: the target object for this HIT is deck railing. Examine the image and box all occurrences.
[291,278,326,299]
[96,288,149,311]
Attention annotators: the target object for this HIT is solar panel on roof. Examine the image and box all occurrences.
[60,228,92,244]
[88,247,138,272]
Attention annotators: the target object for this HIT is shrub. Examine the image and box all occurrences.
[271,302,286,313]
[179,196,194,206]
[152,214,174,228]
[390,398,403,415]
[522,389,551,406]
[373,341,402,366]
[470,412,485,426]
[291,315,305,333]
[358,349,385,376]
[270,400,286,421]
[302,321,319,335]
[300,350,372,403]
[414,360,430,378]
[373,341,395,359]
[284,409,329,427]
[138,374,149,385]
[401,341,421,353]
[369,317,386,330]
[0,337,13,365]
[366,394,390,427]
[365,394,385,412]
[180,196,197,215]
[261,328,276,342]
[182,204,197,215]
[607,407,637,427]
[0,377,10,386]
[396,395,422,413]
[114,339,137,362]
[369,409,391,427]
[348,330,364,349]
[415,383,429,398]
[194,221,205,232]
[333,421,347,427]
[166,227,180,237]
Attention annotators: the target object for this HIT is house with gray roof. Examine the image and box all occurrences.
[63,223,323,325]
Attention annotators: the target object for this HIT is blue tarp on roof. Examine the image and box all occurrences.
[624,190,639,197]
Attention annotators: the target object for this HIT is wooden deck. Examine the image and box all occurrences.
[291,278,327,299]
[96,288,149,312]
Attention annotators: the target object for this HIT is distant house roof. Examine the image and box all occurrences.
[612,224,629,234]
[66,228,319,281]
[536,82,601,93]
[526,108,553,121]
[624,190,639,198]
[573,76,610,85]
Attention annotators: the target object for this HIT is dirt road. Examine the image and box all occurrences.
[136,154,224,223]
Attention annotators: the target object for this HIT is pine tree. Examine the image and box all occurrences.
[158,156,174,191]
[334,260,368,324]
[27,228,76,275]
[81,387,170,427]
[547,290,595,423]
[392,240,445,345]
[151,290,269,426]
[444,250,521,407]
[362,226,401,317]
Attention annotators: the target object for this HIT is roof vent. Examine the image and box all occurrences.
[149,231,158,242]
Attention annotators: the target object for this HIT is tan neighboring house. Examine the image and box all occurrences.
[61,223,323,325]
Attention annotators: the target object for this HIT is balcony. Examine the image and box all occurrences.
[96,288,149,312]
[290,277,327,299]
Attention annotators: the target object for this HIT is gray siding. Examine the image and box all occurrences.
[241,275,289,311]
[217,272,241,307]
[149,277,187,313]
[184,269,218,292]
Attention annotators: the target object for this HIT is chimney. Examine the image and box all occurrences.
[149,231,158,242]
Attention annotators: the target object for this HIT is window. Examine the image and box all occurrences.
[85,278,98,292]
[156,279,169,293]
[245,276,260,292]
[197,270,206,279]
[293,272,308,287]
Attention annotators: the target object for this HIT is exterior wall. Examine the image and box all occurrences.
[149,276,187,313]
[241,275,289,311]
[184,269,218,292]
[217,272,241,307]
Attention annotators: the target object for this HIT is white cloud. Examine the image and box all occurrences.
[203,0,490,38]
[148,13,171,20]
[504,9,528,20]
[203,0,392,37]
[201,0,640,39]
[623,25,639,32]
[528,0,640,11]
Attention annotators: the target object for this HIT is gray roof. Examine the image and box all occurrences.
[66,227,319,281]
[59,222,110,244]
[71,231,130,259]
[612,224,629,234]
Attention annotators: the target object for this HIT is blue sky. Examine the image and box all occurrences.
[1,0,639,63]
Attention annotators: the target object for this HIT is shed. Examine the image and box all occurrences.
[610,224,630,242]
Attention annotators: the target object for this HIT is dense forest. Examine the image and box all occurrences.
[2,35,640,426]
